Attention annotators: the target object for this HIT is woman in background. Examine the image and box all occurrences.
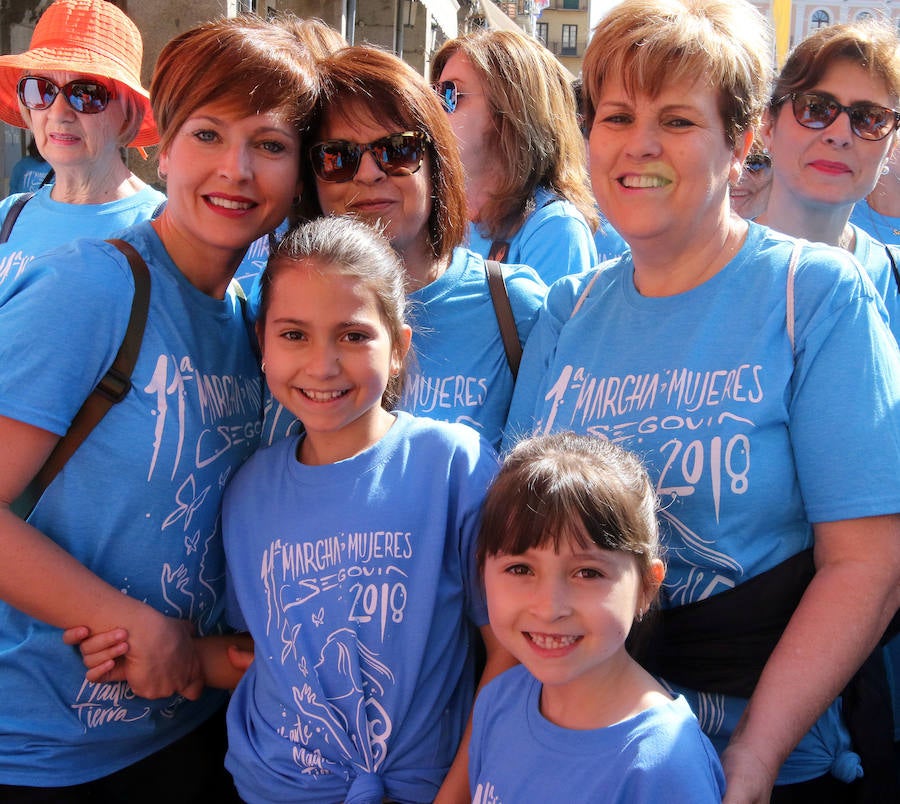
[431,29,598,283]
[0,0,164,289]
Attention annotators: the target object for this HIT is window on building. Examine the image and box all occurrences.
[810,9,829,28]
[561,24,578,56]
[536,22,549,47]
[856,11,872,21]
[563,0,580,9]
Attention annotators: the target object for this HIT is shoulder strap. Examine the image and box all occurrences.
[885,244,900,294]
[786,240,803,355]
[0,192,35,244]
[485,259,522,379]
[14,239,151,519]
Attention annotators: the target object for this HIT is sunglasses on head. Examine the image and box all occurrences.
[309,131,430,183]
[744,151,772,173]
[17,76,112,115]
[433,80,472,114]
[786,91,900,142]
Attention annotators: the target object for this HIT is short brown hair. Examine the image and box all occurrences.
[431,30,598,240]
[151,14,318,156]
[478,432,662,590]
[299,45,467,267]
[582,0,772,148]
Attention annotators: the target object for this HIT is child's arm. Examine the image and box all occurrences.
[434,624,519,804]
[64,627,255,691]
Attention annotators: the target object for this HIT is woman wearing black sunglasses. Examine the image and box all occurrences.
[757,20,900,344]
[295,45,547,453]
[505,1,900,802]
[0,0,165,289]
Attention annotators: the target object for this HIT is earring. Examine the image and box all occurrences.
[883,164,891,176]
[157,166,167,182]
[261,360,266,373]
[636,608,644,623]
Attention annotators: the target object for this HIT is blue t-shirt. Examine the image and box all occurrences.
[593,212,628,264]
[850,223,900,345]
[400,247,546,449]
[0,183,166,289]
[850,197,900,248]
[222,412,499,804]
[467,186,598,285]
[470,665,725,803]
[0,221,262,785]
[504,221,900,782]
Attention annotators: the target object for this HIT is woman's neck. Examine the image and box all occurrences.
[150,215,244,299]
[758,179,853,249]
[867,172,900,218]
[399,240,450,292]
[50,160,144,205]
[630,213,748,297]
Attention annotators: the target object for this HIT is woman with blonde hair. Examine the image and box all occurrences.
[431,29,598,283]
[505,0,900,800]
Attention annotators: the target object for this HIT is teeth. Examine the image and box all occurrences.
[302,389,346,402]
[529,633,579,650]
[208,196,253,210]
[621,175,669,188]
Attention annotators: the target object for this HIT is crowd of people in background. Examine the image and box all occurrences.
[0,0,899,802]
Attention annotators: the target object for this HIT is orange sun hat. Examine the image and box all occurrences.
[0,0,158,148]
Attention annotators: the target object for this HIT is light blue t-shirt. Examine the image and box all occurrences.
[504,221,900,783]
[850,223,900,346]
[470,665,725,803]
[222,412,499,804]
[850,197,900,247]
[593,212,628,264]
[400,247,546,449]
[467,186,598,285]
[0,183,166,289]
[0,221,262,785]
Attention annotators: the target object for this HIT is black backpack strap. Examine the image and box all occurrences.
[14,239,151,519]
[0,192,35,244]
[885,244,900,294]
[485,259,522,379]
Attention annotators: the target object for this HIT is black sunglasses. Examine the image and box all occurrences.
[433,80,475,114]
[309,131,430,183]
[786,91,900,142]
[744,152,772,173]
[17,76,112,115]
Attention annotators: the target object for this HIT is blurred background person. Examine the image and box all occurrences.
[0,0,164,289]
[730,145,773,219]
[8,135,51,194]
[431,29,598,283]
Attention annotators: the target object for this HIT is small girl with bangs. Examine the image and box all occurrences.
[471,432,724,803]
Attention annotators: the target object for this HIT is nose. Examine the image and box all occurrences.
[624,121,663,160]
[45,93,75,123]
[353,148,386,183]
[528,575,572,621]
[823,112,853,148]
[305,341,341,378]
[219,143,253,182]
